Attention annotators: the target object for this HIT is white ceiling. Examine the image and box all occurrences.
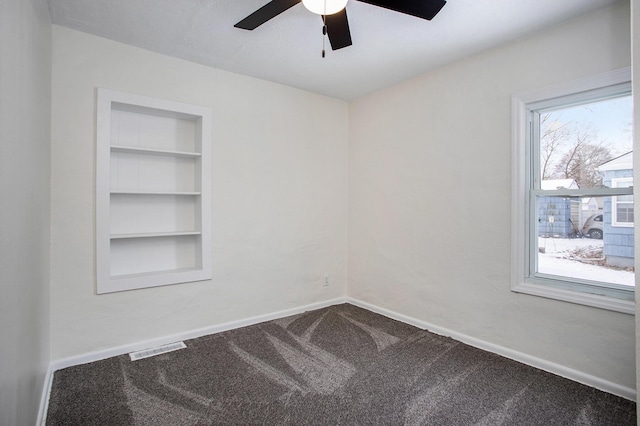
[48,0,620,100]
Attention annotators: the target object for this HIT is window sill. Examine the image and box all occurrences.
[512,281,635,315]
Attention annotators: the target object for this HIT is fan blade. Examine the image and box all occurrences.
[358,0,446,20]
[324,9,352,50]
[235,0,301,30]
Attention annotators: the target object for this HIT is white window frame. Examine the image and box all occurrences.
[611,177,634,227]
[511,67,634,315]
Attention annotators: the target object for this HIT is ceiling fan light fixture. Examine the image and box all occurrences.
[302,0,348,15]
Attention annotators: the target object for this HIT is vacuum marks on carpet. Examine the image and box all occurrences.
[46,304,636,425]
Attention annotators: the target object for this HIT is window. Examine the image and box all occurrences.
[612,178,634,227]
[512,68,634,314]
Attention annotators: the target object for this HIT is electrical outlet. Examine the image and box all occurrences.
[323,275,329,287]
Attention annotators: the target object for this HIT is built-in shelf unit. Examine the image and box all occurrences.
[96,89,212,294]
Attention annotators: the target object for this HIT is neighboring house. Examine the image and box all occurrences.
[582,196,603,215]
[538,179,581,238]
[598,151,634,268]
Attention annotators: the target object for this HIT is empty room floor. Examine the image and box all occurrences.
[46,304,636,425]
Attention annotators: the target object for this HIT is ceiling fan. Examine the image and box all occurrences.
[234,0,447,52]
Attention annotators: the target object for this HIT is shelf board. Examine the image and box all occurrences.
[111,231,201,239]
[110,266,204,281]
[110,190,201,196]
[111,145,201,158]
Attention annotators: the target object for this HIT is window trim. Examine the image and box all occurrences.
[611,177,634,227]
[511,67,634,315]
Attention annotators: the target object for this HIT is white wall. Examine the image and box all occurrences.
[0,0,52,423]
[349,1,636,392]
[50,26,348,359]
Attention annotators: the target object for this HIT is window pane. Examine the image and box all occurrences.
[539,96,632,190]
[536,196,634,287]
[534,94,634,289]
[611,178,634,226]
[616,205,633,223]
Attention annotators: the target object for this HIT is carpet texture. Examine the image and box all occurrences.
[47,304,636,425]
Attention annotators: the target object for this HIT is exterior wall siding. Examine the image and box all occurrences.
[538,197,580,237]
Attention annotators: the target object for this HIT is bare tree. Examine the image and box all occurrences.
[540,114,572,180]
[553,127,612,188]
[540,112,614,188]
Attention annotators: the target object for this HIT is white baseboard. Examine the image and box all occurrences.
[50,297,347,372]
[346,297,637,402]
[36,364,54,426]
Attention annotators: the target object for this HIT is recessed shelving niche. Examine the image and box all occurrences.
[96,89,212,294]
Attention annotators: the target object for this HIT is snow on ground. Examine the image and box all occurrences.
[538,237,634,287]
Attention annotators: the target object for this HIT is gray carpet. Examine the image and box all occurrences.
[46,304,636,425]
